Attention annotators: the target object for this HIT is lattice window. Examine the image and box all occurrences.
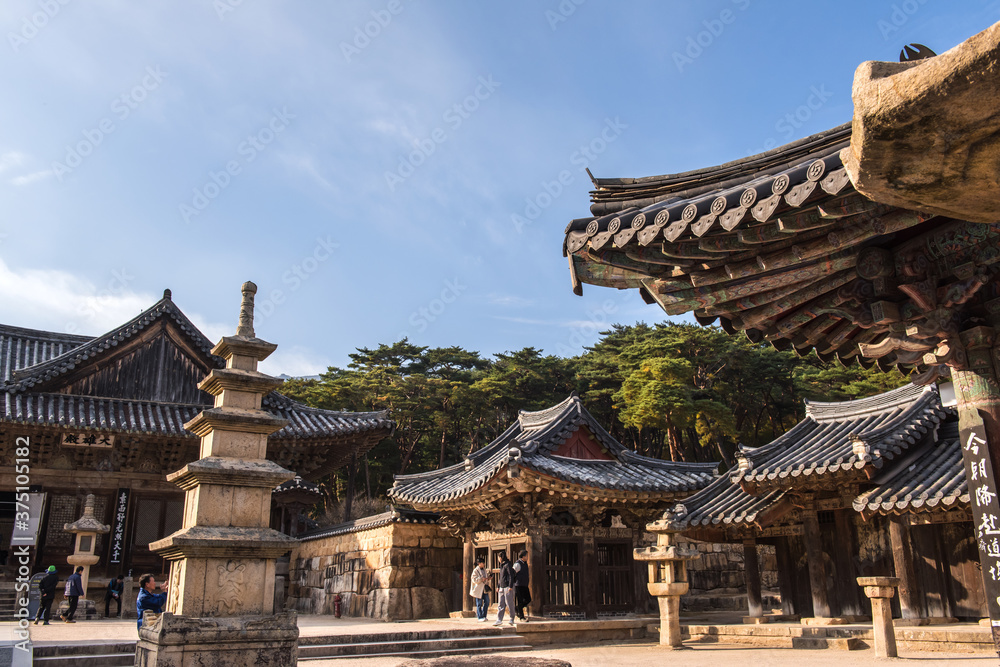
[45,495,77,547]
[597,542,633,607]
[134,498,162,547]
[546,541,580,607]
[164,500,183,536]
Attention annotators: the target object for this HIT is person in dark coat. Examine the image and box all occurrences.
[105,575,125,618]
[60,566,84,623]
[493,552,516,626]
[513,549,531,621]
[33,566,59,625]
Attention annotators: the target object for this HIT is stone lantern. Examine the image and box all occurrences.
[633,510,700,648]
[63,494,110,618]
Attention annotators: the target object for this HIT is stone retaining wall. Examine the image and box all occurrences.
[287,519,462,621]
[677,537,779,610]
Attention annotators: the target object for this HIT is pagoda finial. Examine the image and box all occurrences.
[237,281,257,337]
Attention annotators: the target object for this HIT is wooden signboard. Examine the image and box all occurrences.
[959,415,1000,657]
[109,488,130,565]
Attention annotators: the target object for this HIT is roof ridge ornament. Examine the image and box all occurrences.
[899,43,936,62]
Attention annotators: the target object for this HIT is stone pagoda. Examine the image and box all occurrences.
[138,282,299,665]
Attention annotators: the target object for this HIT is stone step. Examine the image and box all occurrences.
[299,626,516,646]
[300,634,527,659]
[791,636,865,650]
[301,643,531,661]
[32,642,136,667]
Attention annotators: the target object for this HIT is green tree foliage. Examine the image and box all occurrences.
[279,324,911,512]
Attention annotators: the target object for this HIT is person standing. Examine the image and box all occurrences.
[470,556,490,622]
[136,573,169,633]
[105,575,125,618]
[60,566,84,623]
[513,549,531,621]
[33,566,59,625]
[493,552,516,627]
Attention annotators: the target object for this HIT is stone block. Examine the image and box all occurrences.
[373,587,412,621]
[410,586,449,619]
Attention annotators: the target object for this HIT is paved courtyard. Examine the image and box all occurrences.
[2,615,996,665]
[307,642,996,666]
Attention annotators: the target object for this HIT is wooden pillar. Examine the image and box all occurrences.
[582,535,597,619]
[833,508,861,616]
[952,328,1000,478]
[462,528,474,614]
[889,515,923,619]
[526,530,544,618]
[774,536,797,615]
[802,510,831,618]
[743,538,763,618]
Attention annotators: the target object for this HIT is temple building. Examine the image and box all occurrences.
[389,395,716,619]
[561,27,1000,634]
[0,290,393,583]
[670,383,983,621]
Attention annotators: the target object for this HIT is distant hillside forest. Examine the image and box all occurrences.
[280,322,908,520]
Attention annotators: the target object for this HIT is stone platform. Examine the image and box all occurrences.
[6,611,997,663]
[675,611,994,653]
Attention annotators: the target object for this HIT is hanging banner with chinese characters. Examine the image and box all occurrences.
[959,415,1000,656]
[109,488,130,565]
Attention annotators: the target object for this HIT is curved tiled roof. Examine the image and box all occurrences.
[585,123,852,216]
[853,420,967,516]
[0,324,93,384]
[274,476,322,495]
[390,395,716,507]
[298,507,440,542]
[562,122,999,383]
[733,384,947,489]
[4,294,217,392]
[1,390,392,442]
[0,293,393,444]
[670,473,786,533]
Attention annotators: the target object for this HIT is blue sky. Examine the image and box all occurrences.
[1,1,996,375]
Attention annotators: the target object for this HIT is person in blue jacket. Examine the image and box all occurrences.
[60,566,84,623]
[136,573,169,632]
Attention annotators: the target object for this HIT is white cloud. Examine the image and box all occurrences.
[488,293,534,307]
[259,345,330,378]
[10,169,54,186]
[0,151,25,173]
[0,258,154,336]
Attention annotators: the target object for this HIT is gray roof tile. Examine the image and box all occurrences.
[390,395,716,506]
